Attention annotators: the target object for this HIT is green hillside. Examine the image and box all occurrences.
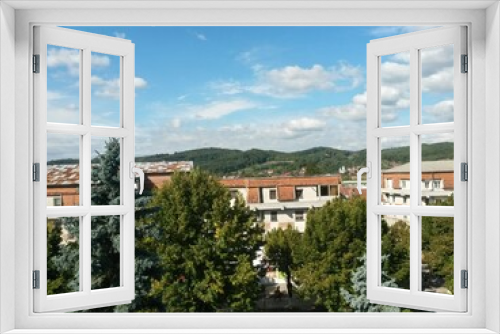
[48,143,453,177]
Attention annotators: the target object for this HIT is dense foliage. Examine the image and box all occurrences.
[294,196,369,311]
[340,255,400,312]
[147,169,264,312]
[264,227,302,298]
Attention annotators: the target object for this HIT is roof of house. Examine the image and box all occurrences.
[383,160,454,173]
[219,175,342,188]
[47,161,193,186]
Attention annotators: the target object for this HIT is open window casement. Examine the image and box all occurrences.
[366,26,467,312]
[33,26,138,312]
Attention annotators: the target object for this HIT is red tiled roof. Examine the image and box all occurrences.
[219,175,341,188]
[47,161,193,186]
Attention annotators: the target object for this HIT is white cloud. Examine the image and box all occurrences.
[193,100,256,120]
[281,117,326,138]
[370,26,439,37]
[134,77,148,89]
[194,32,207,41]
[214,62,363,99]
[321,92,366,122]
[171,118,182,128]
[422,67,454,93]
[47,90,64,101]
[114,32,126,39]
[422,100,454,123]
[47,47,110,76]
[47,103,80,125]
[92,75,148,99]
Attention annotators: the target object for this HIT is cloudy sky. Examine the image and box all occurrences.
[46,26,453,160]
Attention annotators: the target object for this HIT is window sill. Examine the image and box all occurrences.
[4,329,497,334]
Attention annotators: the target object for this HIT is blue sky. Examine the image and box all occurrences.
[47,26,453,159]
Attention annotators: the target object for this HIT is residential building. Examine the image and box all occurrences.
[220,176,342,233]
[46,161,194,206]
[381,160,454,225]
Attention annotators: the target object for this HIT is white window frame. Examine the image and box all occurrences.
[0,2,498,333]
[366,26,467,312]
[33,26,136,313]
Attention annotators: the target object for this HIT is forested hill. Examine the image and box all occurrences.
[48,142,452,177]
[132,142,453,177]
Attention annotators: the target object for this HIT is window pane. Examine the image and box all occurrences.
[91,52,120,127]
[421,45,454,124]
[47,133,80,206]
[421,133,454,206]
[47,45,81,124]
[380,136,410,205]
[47,217,79,295]
[91,215,120,290]
[91,137,121,206]
[380,51,410,127]
[421,216,454,295]
[381,215,410,290]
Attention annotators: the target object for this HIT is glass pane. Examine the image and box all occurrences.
[47,133,80,206]
[91,52,120,127]
[421,44,454,124]
[380,51,410,127]
[381,215,410,290]
[47,45,81,124]
[380,136,410,205]
[47,217,80,295]
[91,215,120,290]
[421,216,454,295]
[421,133,454,206]
[91,137,121,206]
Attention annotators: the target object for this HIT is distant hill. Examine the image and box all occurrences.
[48,142,453,177]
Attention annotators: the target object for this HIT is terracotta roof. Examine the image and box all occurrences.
[135,161,193,173]
[47,164,80,186]
[383,160,454,173]
[277,186,295,201]
[219,175,341,188]
[47,161,193,186]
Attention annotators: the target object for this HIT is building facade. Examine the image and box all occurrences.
[220,176,342,233]
[381,160,454,225]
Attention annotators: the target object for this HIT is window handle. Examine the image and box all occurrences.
[129,162,144,195]
[357,162,371,195]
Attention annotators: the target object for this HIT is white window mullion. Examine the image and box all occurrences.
[409,46,420,294]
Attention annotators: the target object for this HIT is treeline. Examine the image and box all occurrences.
[48,143,453,177]
[131,142,451,176]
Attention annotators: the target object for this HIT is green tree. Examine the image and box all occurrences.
[294,196,368,312]
[149,169,264,312]
[341,255,400,312]
[264,227,302,298]
[382,220,410,289]
[422,196,454,293]
[47,219,79,295]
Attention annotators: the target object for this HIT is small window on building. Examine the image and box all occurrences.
[230,190,239,199]
[269,189,277,200]
[401,180,410,189]
[424,180,430,189]
[319,185,329,196]
[433,180,441,189]
[53,197,62,206]
[330,185,339,197]
[385,179,393,188]
[295,188,304,199]
[295,210,304,222]
[270,211,278,222]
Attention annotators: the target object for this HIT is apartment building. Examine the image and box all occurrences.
[381,160,454,225]
[46,161,194,206]
[220,176,342,233]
